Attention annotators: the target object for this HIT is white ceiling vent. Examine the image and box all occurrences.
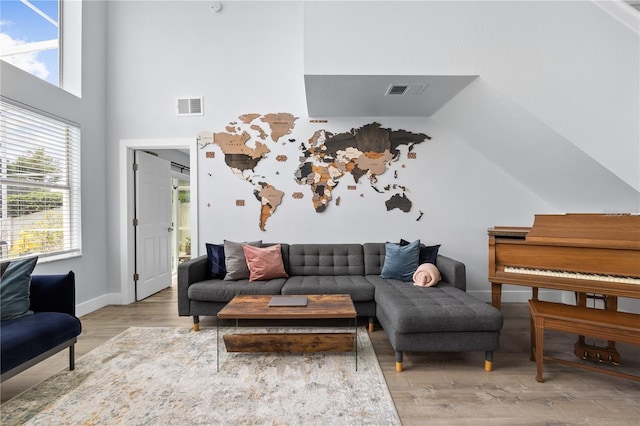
[176,97,203,116]
[385,84,428,96]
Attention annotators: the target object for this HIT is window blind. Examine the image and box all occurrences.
[0,99,81,261]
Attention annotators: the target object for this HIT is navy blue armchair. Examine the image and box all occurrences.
[1,272,82,382]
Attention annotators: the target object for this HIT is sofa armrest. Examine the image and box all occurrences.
[30,272,76,316]
[436,255,466,291]
[177,255,209,316]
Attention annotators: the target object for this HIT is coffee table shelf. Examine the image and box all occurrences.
[223,332,355,353]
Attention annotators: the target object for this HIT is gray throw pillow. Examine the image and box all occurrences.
[223,240,262,280]
[0,256,38,320]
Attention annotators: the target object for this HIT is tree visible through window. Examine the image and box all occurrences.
[0,0,60,87]
[0,99,81,261]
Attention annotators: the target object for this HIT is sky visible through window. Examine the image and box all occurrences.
[0,0,59,86]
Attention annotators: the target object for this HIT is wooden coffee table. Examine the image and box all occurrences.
[216,294,357,370]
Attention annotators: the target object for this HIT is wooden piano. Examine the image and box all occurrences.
[488,213,640,366]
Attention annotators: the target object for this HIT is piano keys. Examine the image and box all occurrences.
[502,266,640,286]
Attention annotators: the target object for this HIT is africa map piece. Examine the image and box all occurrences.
[295,122,429,213]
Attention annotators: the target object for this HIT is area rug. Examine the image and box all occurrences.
[1,327,400,425]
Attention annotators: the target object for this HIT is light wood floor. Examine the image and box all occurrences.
[2,286,639,425]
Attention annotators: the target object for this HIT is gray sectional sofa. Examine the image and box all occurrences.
[178,242,503,371]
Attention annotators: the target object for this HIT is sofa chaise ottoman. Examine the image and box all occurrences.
[364,243,504,372]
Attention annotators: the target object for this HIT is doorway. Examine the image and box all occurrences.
[119,138,199,305]
[172,175,191,273]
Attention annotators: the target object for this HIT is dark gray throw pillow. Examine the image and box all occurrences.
[223,240,262,280]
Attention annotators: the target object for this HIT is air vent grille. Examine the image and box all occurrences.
[176,97,204,116]
[387,85,408,95]
[385,84,428,96]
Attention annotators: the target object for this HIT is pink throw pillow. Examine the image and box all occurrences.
[242,244,288,282]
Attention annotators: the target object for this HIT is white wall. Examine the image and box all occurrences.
[104,1,564,303]
[304,1,640,193]
[1,1,110,314]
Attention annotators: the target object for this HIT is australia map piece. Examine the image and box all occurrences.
[385,193,412,213]
[295,122,429,213]
[198,113,298,231]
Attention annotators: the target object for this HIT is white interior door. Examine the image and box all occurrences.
[135,150,172,300]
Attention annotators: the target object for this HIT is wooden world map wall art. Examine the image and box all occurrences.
[198,113,431,231]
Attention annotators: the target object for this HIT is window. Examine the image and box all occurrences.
[0,98,81,261]
[0,0,61,87]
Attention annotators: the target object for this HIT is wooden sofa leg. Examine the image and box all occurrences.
[193,316,200,332]
[484,351,493,372]
[368,317,375,332]
[395,351,403,372]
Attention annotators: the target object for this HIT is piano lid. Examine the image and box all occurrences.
[525,213,640,250]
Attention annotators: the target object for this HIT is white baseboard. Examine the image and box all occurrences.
[76,293,122,317]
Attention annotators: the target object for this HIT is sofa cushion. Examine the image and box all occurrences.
[205,243,227,279]
[368,276,503,333]
[242,244,288,282]
[1,256,38,320]
[288,244,364,276]
[1,311,81,375]
[223,240,261,280]
[281,275,374,302]
[380,240,419,282]
[187,278,287,303]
